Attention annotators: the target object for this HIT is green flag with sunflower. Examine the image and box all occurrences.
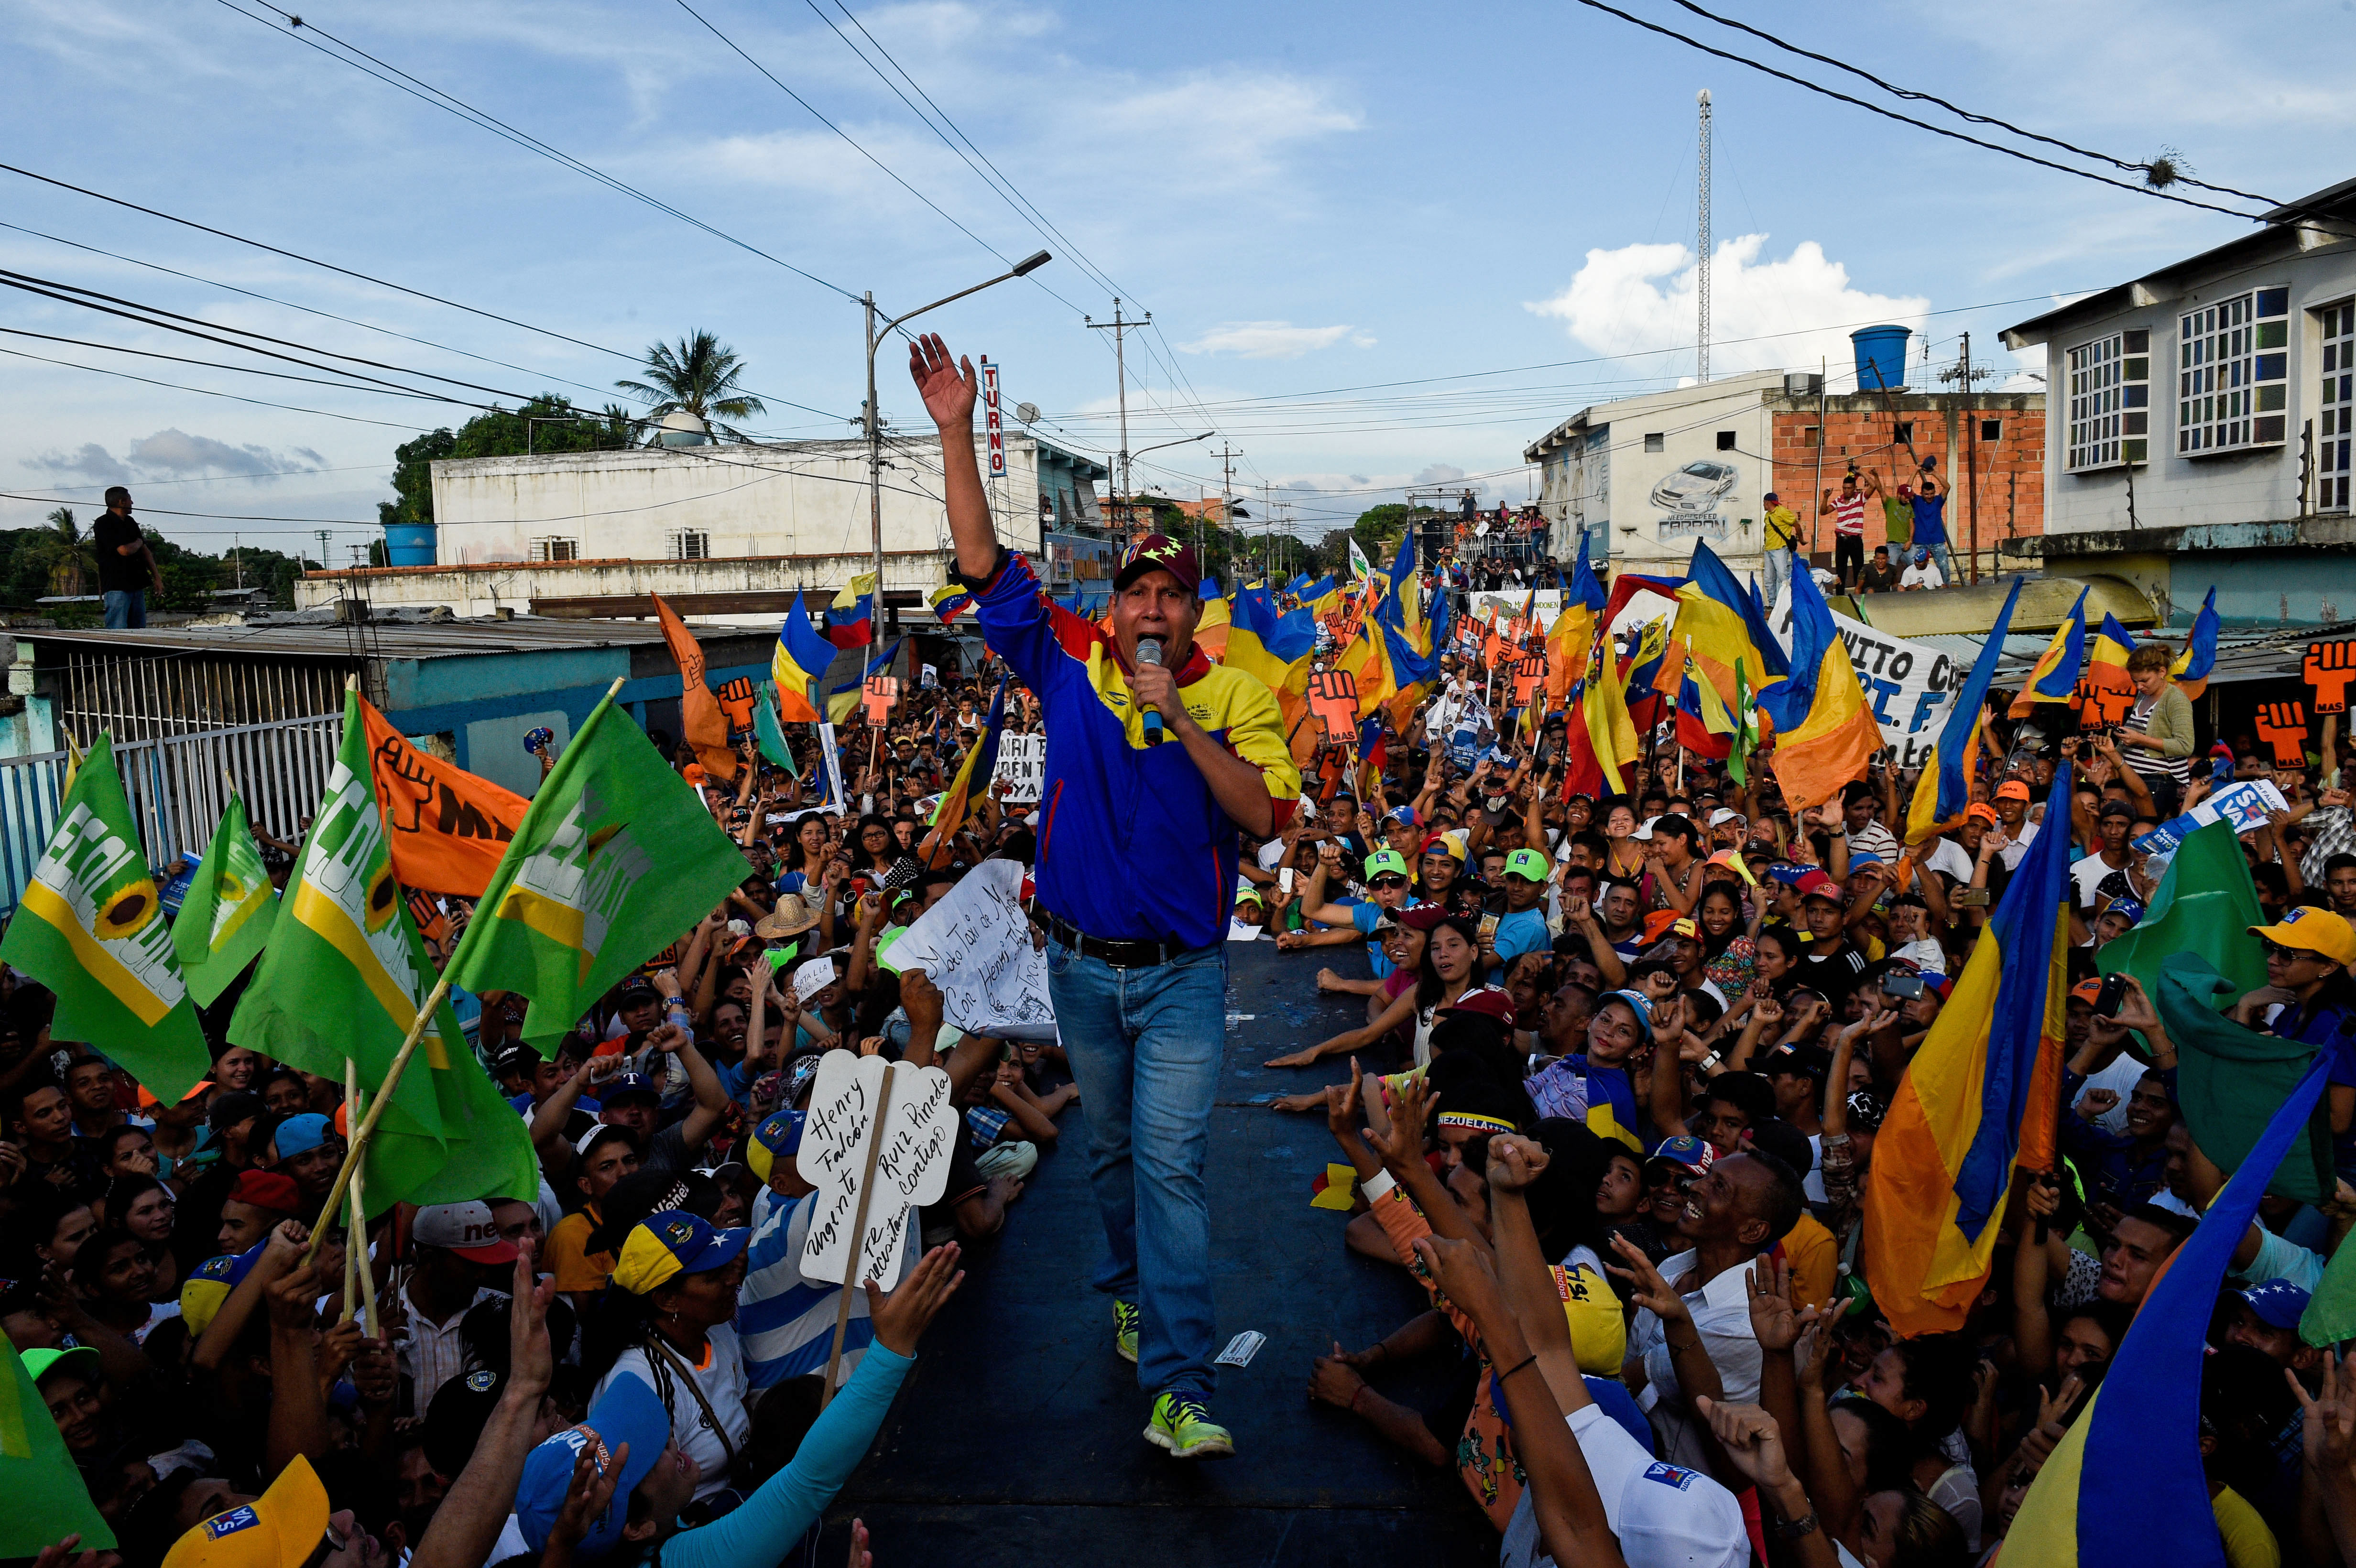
[0,733,211,1102]
[227,692,534,1213]
[169,790,278,1007]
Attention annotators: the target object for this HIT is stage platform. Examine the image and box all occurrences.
[821,939,1495,1566]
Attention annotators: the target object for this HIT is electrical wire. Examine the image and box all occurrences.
[0,324,488,406]
[1663,0,2278,207]
[0,344,433,431]
[1565,0,2270,220]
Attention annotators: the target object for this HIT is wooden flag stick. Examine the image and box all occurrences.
[352,1084,377,1338]
[339,1058,362,1325]
[301,973,454,1268]
[818,1064,895,1410]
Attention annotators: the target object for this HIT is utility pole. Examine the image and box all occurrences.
[1217,443,1241,586]
[863,291,885,628]
[1696,89,1712,384]
[1939,331,1994,584]
[1086,298,1148,503]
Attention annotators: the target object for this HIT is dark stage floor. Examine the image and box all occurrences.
[820,939,1496,1567]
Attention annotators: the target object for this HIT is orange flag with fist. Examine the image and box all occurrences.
[359,697,528,897]
[655,593,739,782]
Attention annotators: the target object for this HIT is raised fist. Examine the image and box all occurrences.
[2257,700,2310,768]
[2306,641,2356,716]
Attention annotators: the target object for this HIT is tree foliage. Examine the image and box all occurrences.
[378,394,641,528]
[616,331,766,440]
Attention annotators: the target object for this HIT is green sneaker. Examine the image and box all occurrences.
[1145,1392,1234,1459]
[1113,1299,1139,1363]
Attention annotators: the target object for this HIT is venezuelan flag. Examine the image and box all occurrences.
[1356,715,1387,800]
[1674,541,1789,713]
[771,592,837,723]
[826,637,902,724]
[827,571,877,649]
[1675,640,1736,760]
[1560,630,1639,799]
[1907,577,2022,845]
[928,582,972,625]
[2085,612,2137,694]
[2173,586,2219,700]
[924,676,1009,866]
[2007,588,2088,717]
[1757,564,1881,811]
[1862,764,2074,1337]
[2007,1051,2332,1565]
[1194,578,1232,661]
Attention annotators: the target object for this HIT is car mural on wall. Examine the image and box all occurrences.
[1649,459,1739,541]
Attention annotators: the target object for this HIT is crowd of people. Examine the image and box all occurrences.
[4,327,2354,1568]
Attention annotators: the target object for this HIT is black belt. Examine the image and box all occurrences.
[1044,914,1210,969]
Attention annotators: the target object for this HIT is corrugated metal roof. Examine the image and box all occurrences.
[1911,620,2356,688]
[12,615,731,661]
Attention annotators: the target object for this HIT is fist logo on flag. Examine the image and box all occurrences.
[2304,640,2356,715]
[1306,669,1358,736]
[716,676,759,740]
[862,675,900,724]
[2257,700,2310,767]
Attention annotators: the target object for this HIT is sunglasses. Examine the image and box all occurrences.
[2261,940,2324,964]
[1369,875,1408,890]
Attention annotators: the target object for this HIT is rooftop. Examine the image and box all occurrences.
[12,608,769,663]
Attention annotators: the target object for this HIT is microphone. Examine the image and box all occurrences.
[1137,636,1165,746]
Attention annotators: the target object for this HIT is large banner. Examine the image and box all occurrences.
[1770,588,1964,769]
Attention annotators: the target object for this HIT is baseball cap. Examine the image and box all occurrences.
[1111,533,1203,594]
[1762,1045,1833,1084]
[1398,904,1451,933]
[1385,805,1421,827]
[492,1046,540,1080]
[1599,989,1656,1043]
[1919,971,1953,1000]
[1965,803,2001,825]
[272,1113,336,1158]
[574,1124,634,1163]
[2101,897,2146,924]
[1503,848,1549,883]
[2068,977,2105,1005]
[1640,909,1684,944]
[615,974,658,1001]
[2251,906,2356,967]
[425,1368,508,1479]
[743,1109,807,1186]
[2241,1279,2312,1330]
[1422,830,1470,863]
[22,1345,101,1387]
[2097,799,2137,819]
[1364,849,1410,880]
[1646,1134,1715,1177]
[207,1090,266,1134]
[1793,869,1842,904]
[164,1454,331,1568]
[1701,848,1756,887]
[516,1377,669,1559]
[1440,987,1517,1026]
[1627,816,1659,841]
[1708,808,1745,828]
[413,1200,522,1264]
[600,1071,662,1105]
[179,1245,262,1336]
[1995,780,2032,802]
[228,1169,299,1214]
[610,1210,750,1296]
[138,1078,212,1111]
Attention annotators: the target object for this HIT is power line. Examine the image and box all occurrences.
[0,324,486,406]
[1566,0,2270,221]
[213,0,870,308]
[0,344,434,431]
[1664,0,2278,207]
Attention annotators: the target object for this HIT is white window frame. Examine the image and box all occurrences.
[2178,286,2290,456]
[529,536,580,562]
[2320,298,2354,514]
[668,529,710,561]
[2065,329,2149,471]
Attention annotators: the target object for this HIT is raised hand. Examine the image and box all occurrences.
[1372,1074,1435,1167]
[1691,1397,1798,1492]
[1485,1132,1550,1193]
[1324,1060,1366,1144]
[1745,1256,1806,1353]
[1606,1233,1691,1325]
[865,1241,966,1354]
[548,1438,627,1555]
[2075,1087,2120,1122]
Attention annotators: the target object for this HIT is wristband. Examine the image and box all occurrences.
[1360,1169,1398,1203]
[1697,1050,1723,1072]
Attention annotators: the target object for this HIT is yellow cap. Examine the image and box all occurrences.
[2250,907,2356,968]
[164,1456,327,1568]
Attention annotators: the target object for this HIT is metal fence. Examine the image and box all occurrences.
[0,712,341,918]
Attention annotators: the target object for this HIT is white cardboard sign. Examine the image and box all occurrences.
[879,857,1057,1043]
[990,732,1046,805]
[799,1050,957,1286]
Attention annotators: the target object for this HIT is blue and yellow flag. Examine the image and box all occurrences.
[1227,584,1317,724]
[772,593,838,723]
[1758,563,1881,812]
[2087,612,2137,694]
[1907,577,2022,845]
[2174,586,2219,700]
[827,637,904,724]
[2008,588,2088,717]
[1674,541,1789,712]
[925,675,1008,865]
[2007,1051,2331,1567]
[1863,764,2074,1337]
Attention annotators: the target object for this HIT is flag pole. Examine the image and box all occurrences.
[818,1063,896,1411]
[302,972,453,1268]
[352,1081,376,1337]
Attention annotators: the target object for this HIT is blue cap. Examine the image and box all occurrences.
[610,1210,751,1297]
[2241,1279,2311,1330]
[1846,852,1884,870]
[1600,989,1656,1043]
[273,1113,335,1158]
[516,1375,670,1558]
[601,1072,661,1105]
[2104,898,2146,924]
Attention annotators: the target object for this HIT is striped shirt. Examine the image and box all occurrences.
[2122,695,2191,788]
[737,1187,909,1392]
[1832,492,1866,536]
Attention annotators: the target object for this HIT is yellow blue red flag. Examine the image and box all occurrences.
[2008,589,2088,717]
[1907,577,2022,845]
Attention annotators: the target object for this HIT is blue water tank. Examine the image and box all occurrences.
[382,523,436,566]
[1850,325,1909,393]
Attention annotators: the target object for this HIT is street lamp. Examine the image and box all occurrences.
[1118,431,1213,539]
[862,250,1051,631]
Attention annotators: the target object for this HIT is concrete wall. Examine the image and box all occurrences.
[2012,232,2356,534]
[295,550,948,625]
[426,432,1081,572]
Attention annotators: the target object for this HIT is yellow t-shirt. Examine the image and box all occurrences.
[1780,1211,1839,1311]
[547,1206,614,1296]
[1763,505,1800,551]
[2212,1486,2280,1568]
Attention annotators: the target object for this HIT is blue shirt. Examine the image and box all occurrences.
[1909,491,1948,547]
[1491,906,1551,978]
[1341,897,1422,978]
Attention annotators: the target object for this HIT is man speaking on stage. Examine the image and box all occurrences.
[913,332,1299,1461]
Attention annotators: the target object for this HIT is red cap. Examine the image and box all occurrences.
[1112,534,1203,594]
[1440,987,1518,1026]
[1641,908,1685,944]
[229,1169,301,1214]
[1794,869,1843,903]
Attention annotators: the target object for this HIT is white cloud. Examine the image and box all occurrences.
[24,444,129,484]
[1527,234,1931,388]
[1178,322,1364,359]
[22,430,322,485]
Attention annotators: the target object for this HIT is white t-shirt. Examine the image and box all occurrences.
[1901,561,1945,590]
[2072,1050,2148,1137]
[2072,850,2131,911]
[595,1325,750,1500]
[1922,837,1974,885]
[1893,937,1947,975]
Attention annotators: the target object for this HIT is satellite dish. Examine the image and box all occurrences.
[1014,402,1040,425]
[654,410,709,448]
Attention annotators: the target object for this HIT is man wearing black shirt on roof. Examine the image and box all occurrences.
[93,488,164,631]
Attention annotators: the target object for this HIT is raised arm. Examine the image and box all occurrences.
[910,336,993,579]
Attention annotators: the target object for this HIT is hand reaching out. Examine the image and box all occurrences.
[1606,1233,1691,1325]
[1692,1397,1799,1493]
[1745,1257,1808,1353]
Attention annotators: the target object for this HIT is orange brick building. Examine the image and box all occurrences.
[1765,389,2046,575]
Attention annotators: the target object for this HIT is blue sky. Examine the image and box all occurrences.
[2,0,2349,556]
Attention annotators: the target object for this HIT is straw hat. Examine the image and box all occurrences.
[755,891,822,940]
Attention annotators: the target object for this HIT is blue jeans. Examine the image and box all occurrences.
[102,590,146,629]
[1923,542,1953,586]
[1760,546,1791,611]
[1045,936,1226,1397]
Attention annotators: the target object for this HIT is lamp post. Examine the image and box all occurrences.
[863,250,1050,632]
[1119,431,1214,541]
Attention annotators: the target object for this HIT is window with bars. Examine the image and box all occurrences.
[2323,300,2354,513]
[2066,329,2149,470]
[2179,287,2290,454]
[669,530,710,560]
[530,537,580,562]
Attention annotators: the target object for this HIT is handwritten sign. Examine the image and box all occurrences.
[879,858,1058,1043]
[1307,668,1359,736]
[2257,700,2310,767]
[799,1051,956,1286]
[862,675,900,724]
[989,732,1045,805]
[792,955,839,1004]
[2306,641,2356,715]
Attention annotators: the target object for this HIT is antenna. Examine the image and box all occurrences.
[1696,88,1712,384]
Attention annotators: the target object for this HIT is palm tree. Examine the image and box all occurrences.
[615,332,767,442]
[41,507,95,598]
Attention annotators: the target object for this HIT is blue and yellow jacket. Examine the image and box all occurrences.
[967,549,1300,948]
